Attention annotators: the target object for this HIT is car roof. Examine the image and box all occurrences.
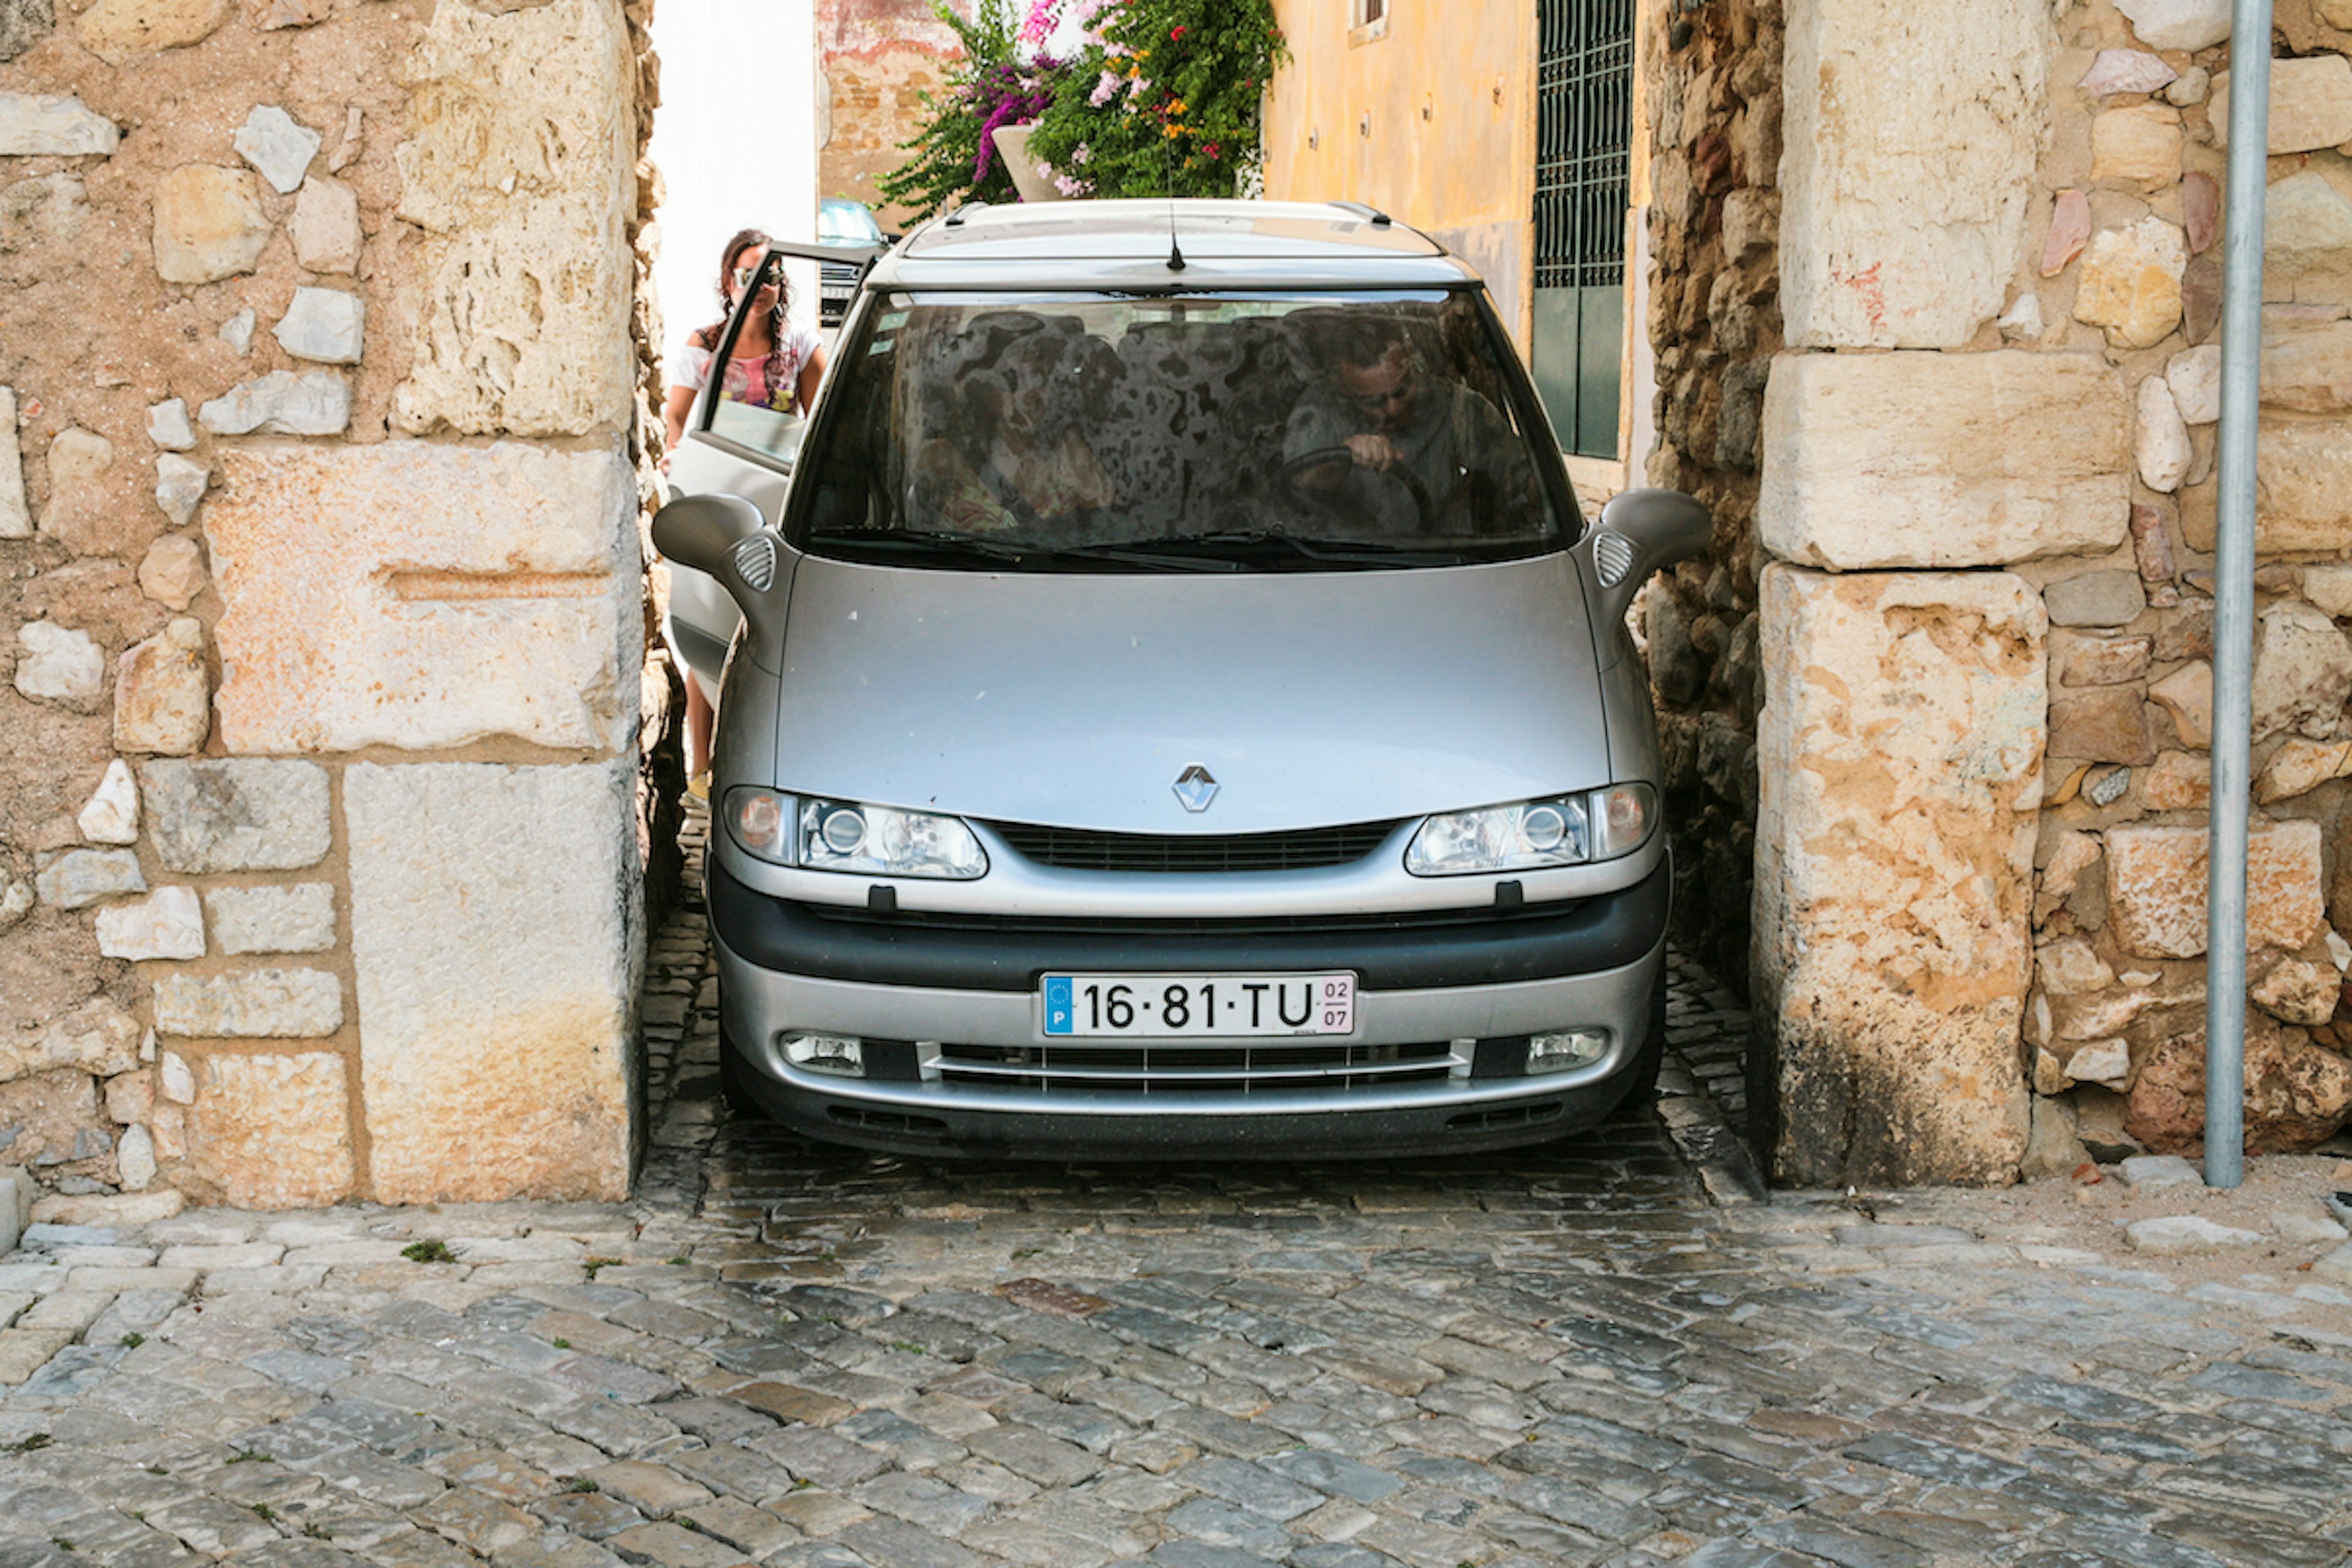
[869,199,1480,292]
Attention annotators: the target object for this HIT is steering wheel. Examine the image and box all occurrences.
[1282,445,1436,532]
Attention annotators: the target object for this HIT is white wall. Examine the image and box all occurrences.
[646,0,821,378]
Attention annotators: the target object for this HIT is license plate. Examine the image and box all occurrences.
[1042,973,1355,1038]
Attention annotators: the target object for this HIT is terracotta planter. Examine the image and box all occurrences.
[990,123,1066,203]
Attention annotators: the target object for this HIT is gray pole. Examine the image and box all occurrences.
[2204,0,2274,1191]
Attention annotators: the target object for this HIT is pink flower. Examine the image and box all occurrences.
[1090,69,1120,105]
[1070,141,1091,165]
[1017,0,1057,43]
[1054,172,1093,197]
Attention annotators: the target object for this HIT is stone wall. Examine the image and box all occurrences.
[816,0,966,230]
[1743,0,2352,1183]
[1,0,658,1215]
[1639,0,1783,992]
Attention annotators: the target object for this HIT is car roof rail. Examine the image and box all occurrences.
[943,201,989,228]
[1328,201,1393,227]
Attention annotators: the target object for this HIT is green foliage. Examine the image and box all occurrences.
[1027,0,1287,200]
[400,1239,455,1265]
[881,0,1287,215]
[877,0,1062,222]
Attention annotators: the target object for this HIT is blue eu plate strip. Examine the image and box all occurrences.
[1042,975,1074,1036]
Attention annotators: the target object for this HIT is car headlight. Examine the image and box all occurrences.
[1404,784,1657,876]
[722,790,988,880]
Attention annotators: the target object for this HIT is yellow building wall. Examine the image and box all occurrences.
[1262,1,1538,350]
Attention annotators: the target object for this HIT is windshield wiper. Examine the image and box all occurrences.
[807,529,1238,573]
[1123,530,1473,568]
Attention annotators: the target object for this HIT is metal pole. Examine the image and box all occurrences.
[2204,0,2274,1191]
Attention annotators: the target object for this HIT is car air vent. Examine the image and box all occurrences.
[1591,529,1635,587]
[986,820,1401,873]
[731,533,777,591]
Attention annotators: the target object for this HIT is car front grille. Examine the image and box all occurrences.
[986,820,1402,874]
[931,1038,1463,1095]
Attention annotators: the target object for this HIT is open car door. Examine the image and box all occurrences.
[662,238,881,685]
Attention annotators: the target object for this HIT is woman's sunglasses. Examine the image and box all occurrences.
[730,266,763,290]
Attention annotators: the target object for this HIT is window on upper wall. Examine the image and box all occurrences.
[1351,0,1389,42]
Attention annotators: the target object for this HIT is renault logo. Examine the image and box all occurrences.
[1172,765,1218,813]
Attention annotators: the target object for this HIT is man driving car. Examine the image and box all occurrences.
[1282,317,1536,537]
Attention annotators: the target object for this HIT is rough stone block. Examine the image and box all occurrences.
[233,105,320,194]
[138,535,207,611]
[2253,600,2352,741]
[2045,570,2147,629]
[1752,565,2043,1185]
[2090,104,2184,190]
[184,1051,353,1208]
[392,0,639,435]
[2135,372,2190,493]
[95,886,205,960]
[14,620,104,707]
[2107,820,2324,959]
[2117,0,2230,49]
[155,453,207,526]
[2183,419,2352,554]
[77,759,139,844]
[0,387,26,539]
[2047,687,2155,765]
[148,398,195,452]
[349,760,638,1202]
[2213,57,2352,154]
[2074,217,2186,350]
[151,165,271,285]
[75,0,231,57]
[154,969,342,1038]
[142,759,331,872]
[0,1071,102,1169]
[0,91,119,156]
[1,998,141,1085]
[271,286,363,364]
[291,176,361,273]
[2264,172,2352,306]
[204,441,638,753]
[1759,351,2129,570]
[0,0,54,62]
[34,848,143,909]
[2259,320,2352,415]
[115,617,211,755]
[1781,0,2051,347]
[205,884,336,956]
[198,371,349,436]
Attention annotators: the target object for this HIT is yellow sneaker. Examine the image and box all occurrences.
[687,769,710,801]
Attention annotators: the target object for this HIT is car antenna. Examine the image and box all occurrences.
[1167,205,1185,272]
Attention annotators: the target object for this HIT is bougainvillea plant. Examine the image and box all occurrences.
[1027,0,1286,200]
[881,0,1287,216]
[876,0,1076,221]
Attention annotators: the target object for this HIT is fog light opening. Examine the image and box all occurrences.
[1526,1029,1610,1075]
[782,1032,865,1077]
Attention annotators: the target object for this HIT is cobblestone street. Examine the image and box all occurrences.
[5,820,2352,1568]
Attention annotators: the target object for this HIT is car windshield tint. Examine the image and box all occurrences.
[791,291,1570,570]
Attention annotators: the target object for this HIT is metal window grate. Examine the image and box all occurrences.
[1534,0,1634,292]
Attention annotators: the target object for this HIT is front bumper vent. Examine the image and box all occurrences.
[931,1038,1463,1095]
[986,819,1401,874]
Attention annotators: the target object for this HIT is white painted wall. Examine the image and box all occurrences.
[646,0,821,380]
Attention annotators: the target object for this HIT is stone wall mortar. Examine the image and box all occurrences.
[1735,0,2352,1178]
[1,0,655,1212]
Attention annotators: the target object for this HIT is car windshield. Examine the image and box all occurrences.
[790,290,1571,571]
[818,200,884,246]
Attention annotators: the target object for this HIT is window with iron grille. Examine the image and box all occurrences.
[1351,0,1389,37]
[1531,0,1634,459]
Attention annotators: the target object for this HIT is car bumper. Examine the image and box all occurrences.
[707,856,1670,1158]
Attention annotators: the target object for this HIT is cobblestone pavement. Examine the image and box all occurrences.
[6,819,2352,1568]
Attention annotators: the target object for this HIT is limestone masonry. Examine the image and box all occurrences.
[1,0,662,1214]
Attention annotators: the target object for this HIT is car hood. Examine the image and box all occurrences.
[772,552,1613,834]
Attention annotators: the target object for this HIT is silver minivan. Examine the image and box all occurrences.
[658,199,1706,1159]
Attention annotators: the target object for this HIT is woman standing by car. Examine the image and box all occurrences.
[662,228,829,794]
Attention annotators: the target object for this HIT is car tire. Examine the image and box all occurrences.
[1611,957,1670,1116]
[718,1009,770,1122]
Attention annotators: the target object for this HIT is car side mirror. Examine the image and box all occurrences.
[651,491,788,650]
[1580,488,1712,630]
